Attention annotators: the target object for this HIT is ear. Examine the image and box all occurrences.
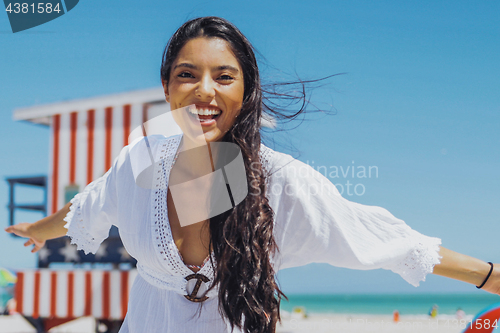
[161,79,170,103]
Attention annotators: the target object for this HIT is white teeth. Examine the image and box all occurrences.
[189,108,221,116]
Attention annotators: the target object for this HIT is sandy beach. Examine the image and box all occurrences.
[276,314,472,333]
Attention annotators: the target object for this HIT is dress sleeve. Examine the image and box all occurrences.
[265,149,442,287]
[63,152,123,255]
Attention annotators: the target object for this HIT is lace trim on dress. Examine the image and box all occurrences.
[178,252,211,271]
[150,135,192,276]
[259,144,274,181]
[64,172,110,255]
[146,135,220,299]
[389,231,442,287]
[150,135,217,279]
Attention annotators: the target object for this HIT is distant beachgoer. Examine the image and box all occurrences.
[393,310,400,323]
[5,298,17,315]
[429,305,439,318]
[456,308,466,320]
[291,306,308,320]
[5,16,500,333]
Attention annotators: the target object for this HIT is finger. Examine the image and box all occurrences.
[32,244,42,253]
[24,239,34,247]
[6,226,22,237]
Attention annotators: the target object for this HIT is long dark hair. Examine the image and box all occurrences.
[161,16,318,332]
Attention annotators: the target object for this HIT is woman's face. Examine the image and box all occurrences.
[164,37,245,143]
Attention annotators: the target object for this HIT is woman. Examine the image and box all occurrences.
[5,16,500,333]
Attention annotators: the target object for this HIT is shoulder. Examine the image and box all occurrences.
[259,143,319,180]
[128,134,181,157]
[259,143,341,199]
[259,143,295,177]
[114,134,181,175]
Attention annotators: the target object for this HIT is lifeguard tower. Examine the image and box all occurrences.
[7,87,169,331]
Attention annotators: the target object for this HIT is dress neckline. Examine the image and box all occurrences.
[163,135,214,276]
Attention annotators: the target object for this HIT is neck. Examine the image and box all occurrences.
[169,136,218,185]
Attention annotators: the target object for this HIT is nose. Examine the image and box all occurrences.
[195,74,216,101]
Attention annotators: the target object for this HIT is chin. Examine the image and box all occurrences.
[198,129,220,142]
[203,134,222,143]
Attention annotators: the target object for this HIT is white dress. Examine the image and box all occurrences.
[64,134,442,333]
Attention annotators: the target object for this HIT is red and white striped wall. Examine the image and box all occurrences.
[15,269,138,319]
[9,87,165,214]
[48,103,151,214]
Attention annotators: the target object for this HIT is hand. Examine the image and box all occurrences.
[5,223,46,253]
[480,264,500,295]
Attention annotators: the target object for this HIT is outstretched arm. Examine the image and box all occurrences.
[4,202,71,253]
[433,246,500,295]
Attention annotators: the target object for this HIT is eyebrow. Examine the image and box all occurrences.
[173,63,197,70]
[173,63,240,73]
[215,65,240,73]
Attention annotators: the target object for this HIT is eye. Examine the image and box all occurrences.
[177,72,194,78]
[218,74,234,82]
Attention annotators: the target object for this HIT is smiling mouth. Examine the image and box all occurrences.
[188,106,222,123]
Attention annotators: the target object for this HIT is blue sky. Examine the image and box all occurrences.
[0,0,499,294]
